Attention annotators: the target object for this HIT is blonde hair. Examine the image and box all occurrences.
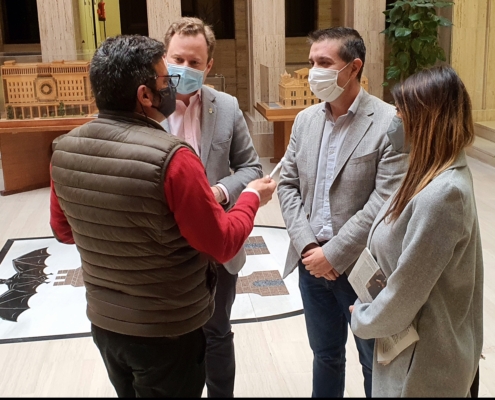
[386,66,475,221]
[164,17,216,62]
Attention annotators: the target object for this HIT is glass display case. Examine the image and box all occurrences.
[0,53,97,120]
[0,53,97,195]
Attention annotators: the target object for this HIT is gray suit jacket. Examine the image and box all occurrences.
[351,151,483,397]
[277,90,408,278]
[190,85,262,274]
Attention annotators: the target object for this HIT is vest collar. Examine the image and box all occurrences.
[97,110,166,131]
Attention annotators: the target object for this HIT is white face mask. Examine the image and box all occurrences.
[308,62,351,103]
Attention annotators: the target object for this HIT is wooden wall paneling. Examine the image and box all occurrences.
[485,0,495,111]
[146,0,181,42]
[452,0,488,115]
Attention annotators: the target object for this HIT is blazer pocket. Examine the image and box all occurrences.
[347,149,378,165]
[211,138,231,151]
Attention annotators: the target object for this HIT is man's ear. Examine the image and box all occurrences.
[205,58,214,77]
[351,58,363,80]
[136,84,154,108]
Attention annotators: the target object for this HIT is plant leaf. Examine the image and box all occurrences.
[397,52,411,70]
[411,38,423,54]
[395,27,413,37]
[386,66,401,81]
[419,35,437,42]
[390,6,404,23]
[409,13,423,21]
[435,16,453,26]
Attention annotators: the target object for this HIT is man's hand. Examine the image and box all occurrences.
[246,176,277,206]
[211,185,226,204]
[302,246,340,281]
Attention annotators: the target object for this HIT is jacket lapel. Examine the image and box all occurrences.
[306,105,326,184]
[200,86,217,166]
[332,92,374,183]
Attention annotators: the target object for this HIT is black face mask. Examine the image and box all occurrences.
[149,85,176,119]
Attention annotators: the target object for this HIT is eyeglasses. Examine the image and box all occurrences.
[155,74,180,88]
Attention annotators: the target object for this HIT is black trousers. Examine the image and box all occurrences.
[203,265,238,398]
[91,324,206,398]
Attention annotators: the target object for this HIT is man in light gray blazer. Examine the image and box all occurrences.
[277,27,408,398]
[163,17,262,398]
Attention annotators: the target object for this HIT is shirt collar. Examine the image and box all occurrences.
[324,87,364,120]
[177,89,202,107]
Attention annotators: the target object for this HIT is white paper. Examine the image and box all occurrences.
[349,248,420,366]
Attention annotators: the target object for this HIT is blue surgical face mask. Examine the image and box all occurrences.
[166,61,205,95]
[386,115,409,153]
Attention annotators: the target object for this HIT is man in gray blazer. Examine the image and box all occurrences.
[162,17,262,398]
[277,27,408,397]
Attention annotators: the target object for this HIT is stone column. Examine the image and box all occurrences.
[146,0,181,43]
[349,0,386,99]
[36,0,78,62]
[245,0,285,157]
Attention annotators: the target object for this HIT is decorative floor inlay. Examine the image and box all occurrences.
[243,236,270,255]
[0,226,303,344]
[54,268,84,287]
[236,270,289,296]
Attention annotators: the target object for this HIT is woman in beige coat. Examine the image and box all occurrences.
[350,66,483,397]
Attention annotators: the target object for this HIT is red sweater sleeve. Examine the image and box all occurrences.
[165,147,259,263]
[49,165,75,244]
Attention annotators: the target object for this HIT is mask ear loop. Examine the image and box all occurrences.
[340,61,354,89]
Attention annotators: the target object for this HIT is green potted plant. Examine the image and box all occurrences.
[6,105,14,120]
[382,0,454,86]
[58,101,66,117]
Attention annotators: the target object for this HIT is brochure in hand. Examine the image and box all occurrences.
[349,248,419,366]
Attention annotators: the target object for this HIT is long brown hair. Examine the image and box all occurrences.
[386,66,475,221]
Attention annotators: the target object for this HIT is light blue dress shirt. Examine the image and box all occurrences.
[309,88,364,242]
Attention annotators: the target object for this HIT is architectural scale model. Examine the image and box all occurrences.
[278,67,369,107]
[1,60,98,120]
[279,68,321,107]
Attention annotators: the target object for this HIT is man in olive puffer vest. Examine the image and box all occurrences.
[49,34,276,398]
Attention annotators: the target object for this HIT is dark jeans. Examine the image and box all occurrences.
[298,261,374,398]
[91,324,206,398]
[203,264,238,398]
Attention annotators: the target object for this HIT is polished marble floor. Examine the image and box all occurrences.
[0,155,493,397]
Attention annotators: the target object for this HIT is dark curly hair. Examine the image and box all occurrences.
[89,35,165,112]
